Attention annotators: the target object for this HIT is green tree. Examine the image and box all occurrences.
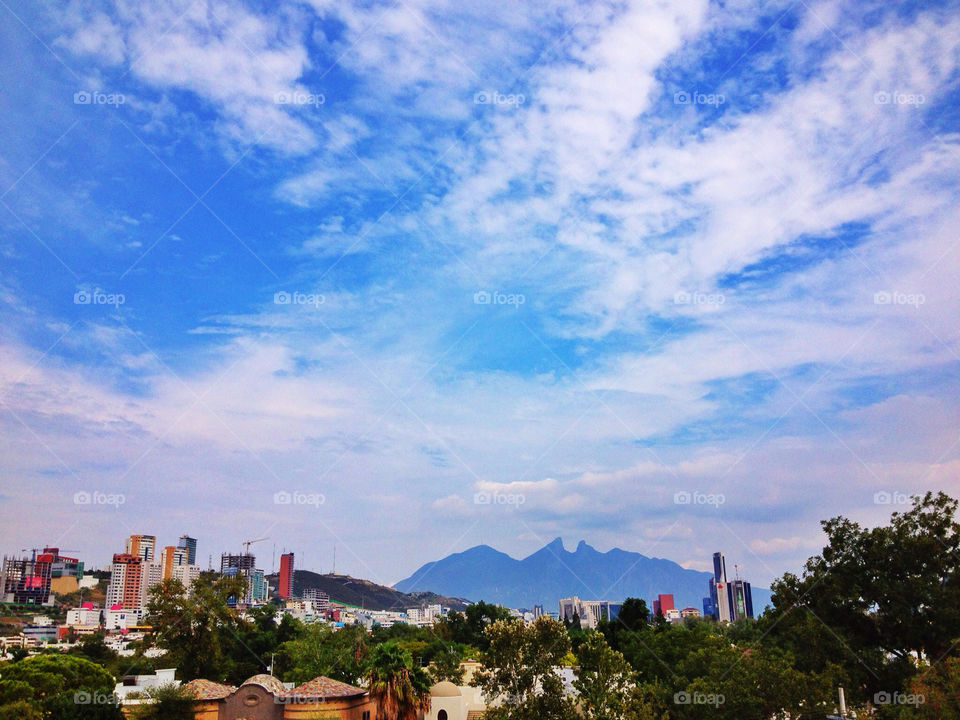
[767,491,960,702]
[365,642,431,720]
[0,700,43,720]
[279,622,368,686]
[144,575,251,682]
[472,616,577,720]
[0,654,123,720]
[573,631,635,720]
[127,683,195,720]
[428,645,466,685]
[439,601,513,651]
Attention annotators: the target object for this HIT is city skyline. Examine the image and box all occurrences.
[2,0,959,593]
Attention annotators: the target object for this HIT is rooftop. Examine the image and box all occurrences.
[287,676,367,699]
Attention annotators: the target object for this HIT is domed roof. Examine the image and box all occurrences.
[241,674,287,696]
[431,681,462,697]
[182,679,235,700]
[287,676,367,699]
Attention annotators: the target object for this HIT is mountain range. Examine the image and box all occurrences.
[394,538,772,613]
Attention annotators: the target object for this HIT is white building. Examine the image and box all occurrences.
[172,563,201,589]
[114,668,179,700]
[66,607,103,626]
[106,607,143,629]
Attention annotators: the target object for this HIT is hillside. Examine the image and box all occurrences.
[265,570,469,612]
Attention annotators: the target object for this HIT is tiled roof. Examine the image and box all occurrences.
[241,674,288,696]
[182,679,235,700]
[467,711,486,720]
[286,676,367,699]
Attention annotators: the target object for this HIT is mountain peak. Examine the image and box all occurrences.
[575,539,592,552]
[546,536,566,551]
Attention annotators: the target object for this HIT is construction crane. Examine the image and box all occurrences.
[242,537,269,554]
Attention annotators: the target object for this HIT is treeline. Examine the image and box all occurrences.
[0,491,957,719]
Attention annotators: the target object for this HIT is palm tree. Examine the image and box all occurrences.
[365,642,432,720]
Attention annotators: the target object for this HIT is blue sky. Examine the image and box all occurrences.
[1,0,958,591]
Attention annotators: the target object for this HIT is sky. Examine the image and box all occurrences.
[0,0,958,593]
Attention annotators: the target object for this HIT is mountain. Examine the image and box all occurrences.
[265,570,470,612]
[394,538,772,613]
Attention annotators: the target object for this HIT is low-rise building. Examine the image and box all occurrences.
[115,668,179,700]
[66,603,104,627]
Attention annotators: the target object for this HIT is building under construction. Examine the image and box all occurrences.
[0,552,54,605]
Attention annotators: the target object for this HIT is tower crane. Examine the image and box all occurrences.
[242,537,269,555]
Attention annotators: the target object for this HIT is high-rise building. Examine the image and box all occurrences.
[0,552,54,605]
[221,553,256,574]
[161,546,188,580]
[106,554,143,610]
[172,563,201,590]
[702,596,715,617]
[125,535,156,562]
[653,593,675,616]
[178,535,197,565]
[278,552,294,599]
[222,565,268,605]
[707,551,754,621]
[731,579,753,620]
